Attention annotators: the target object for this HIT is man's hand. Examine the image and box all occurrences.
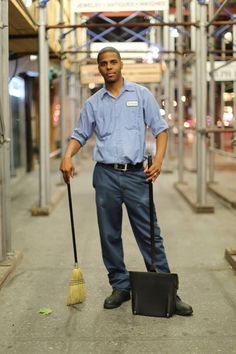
[60,156,75,184]
[144,130,168,182]
[59,139,81,184]
[144,159,162,182]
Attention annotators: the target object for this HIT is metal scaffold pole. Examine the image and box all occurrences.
[176,0,184,183]
[196,1,207,206]
[220,38,225,150]
[38,2,50,211]
[190,0,197,172]
[0,0,11,259]
[60,0,66,159]
[169,22,175,159]
[69,69,77,132]
[175,1,214,213]
[208,0,216,183]
[163,6,172,172]
[233,16,236,153]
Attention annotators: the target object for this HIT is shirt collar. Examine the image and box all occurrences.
[101,79,135,99]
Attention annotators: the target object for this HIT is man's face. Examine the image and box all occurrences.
[98,51,123,84]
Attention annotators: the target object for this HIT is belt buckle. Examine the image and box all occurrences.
[114,163,128,171]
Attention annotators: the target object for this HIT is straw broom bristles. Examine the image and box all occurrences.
[67,266,86,305]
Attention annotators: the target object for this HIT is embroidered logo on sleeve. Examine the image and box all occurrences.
[126,100,138,107]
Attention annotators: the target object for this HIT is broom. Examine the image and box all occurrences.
[66,182,86,305]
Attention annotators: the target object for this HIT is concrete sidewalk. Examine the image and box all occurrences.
[1,155,236,354]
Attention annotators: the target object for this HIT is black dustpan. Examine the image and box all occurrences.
[129,156,178,318]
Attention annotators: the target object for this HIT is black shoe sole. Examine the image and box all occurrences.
[104,296,131,309]
[175,308,193,316]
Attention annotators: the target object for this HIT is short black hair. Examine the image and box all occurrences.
[97,46,121,63]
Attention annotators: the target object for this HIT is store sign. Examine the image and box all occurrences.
[80,63,162,84]
[90,42,149,59]
[207,61,236,81]
[73,0,168,13]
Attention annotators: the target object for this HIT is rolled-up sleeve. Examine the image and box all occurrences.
[142,88,168,137]
[71,101,95,146]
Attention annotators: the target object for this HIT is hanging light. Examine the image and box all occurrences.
[23,0,32,7]
[224,32,232,44]
[171,28,179,38]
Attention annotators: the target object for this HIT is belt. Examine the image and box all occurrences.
[97,162,143,171]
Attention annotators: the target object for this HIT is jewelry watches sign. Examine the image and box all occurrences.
[80,63,162,84]
[73,0,169,13]
[207,61,236,82]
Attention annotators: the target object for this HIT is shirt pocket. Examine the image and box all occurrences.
[124,106,140,130]
[95,111,114,139]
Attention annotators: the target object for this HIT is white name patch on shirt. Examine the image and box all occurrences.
[126,100,138,107]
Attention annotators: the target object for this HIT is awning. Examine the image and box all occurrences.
[9,0,38,55]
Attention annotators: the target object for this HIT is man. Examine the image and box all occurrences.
[60,47,193,316]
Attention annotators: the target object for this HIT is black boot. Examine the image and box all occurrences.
[175,295,193,316]
[104,289,131,309]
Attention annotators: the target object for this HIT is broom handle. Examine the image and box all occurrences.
[148,155,157,272]
[67,183,78,265]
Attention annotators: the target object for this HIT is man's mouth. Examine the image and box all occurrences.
[107,73,115,77]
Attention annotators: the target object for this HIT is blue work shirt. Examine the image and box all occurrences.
[71,80,168,164]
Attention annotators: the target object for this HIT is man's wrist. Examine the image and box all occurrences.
[154,156,163,165]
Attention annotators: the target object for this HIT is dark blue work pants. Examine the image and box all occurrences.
[93,163,170,292]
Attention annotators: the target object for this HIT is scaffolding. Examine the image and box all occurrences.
[1,0,236,268]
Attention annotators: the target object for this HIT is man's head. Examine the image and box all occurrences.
[97,46,121,64]
[97,47,123,84]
